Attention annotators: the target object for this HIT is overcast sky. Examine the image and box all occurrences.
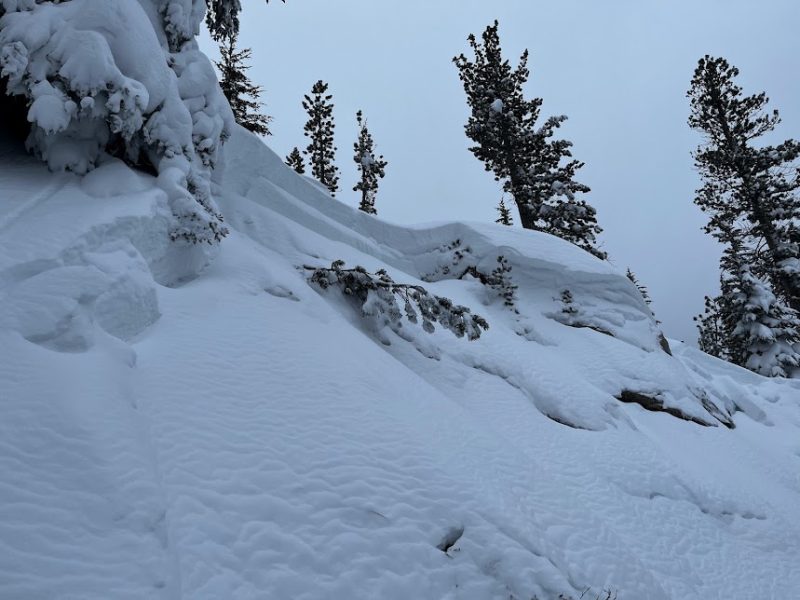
[200,0,800,343]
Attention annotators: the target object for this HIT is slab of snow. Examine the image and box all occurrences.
[1,128,799,599]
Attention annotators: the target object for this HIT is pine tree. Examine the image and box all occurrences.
[496,197,513,226]
[303,80,339,195]
[688,56,800,313]
[216,34,272,135]
[560,289,578,317]
[700,230,800,376]
[727,264,800,377]
[694,294,730,360]
[486,256,517,310]
[353,110,387,215]
[453,21,605,259]
[285,147,305,174]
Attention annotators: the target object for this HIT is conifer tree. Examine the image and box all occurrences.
[216,34,272,135]
[727,264,800,377]
[285,147,305,174]
[697,228,800,376]
[694,294,730,360]
[688,56,800,313]
[303,80,339,195]
[487,256,517,309]
[453,21,605,259]
[496,197,513,226]
[560,289,578,318]
[353,110,387,215]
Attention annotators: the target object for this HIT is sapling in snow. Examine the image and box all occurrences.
[694,293,731,360]
[560,289,579,319]
[496,197,514,226]
[486,256,518,310]
[285,147,305,174]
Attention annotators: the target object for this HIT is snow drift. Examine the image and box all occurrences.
[2,123,800,599]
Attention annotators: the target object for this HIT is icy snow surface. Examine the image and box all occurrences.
[1,129,799,599]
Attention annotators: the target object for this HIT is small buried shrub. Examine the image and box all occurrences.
[305,260,489,340]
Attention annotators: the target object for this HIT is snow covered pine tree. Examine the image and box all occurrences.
[689,56,800,312]
[486,256,517,310]
[453,21,605,259]
[305,261,489,341]
[353,110,387,215]
[303,80,339,196]
[216,33,272,135]
[727,264,800,377]
[688,56,800,376]
[285,147,305,174]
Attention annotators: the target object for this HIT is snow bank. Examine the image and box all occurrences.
[1,127,799,599]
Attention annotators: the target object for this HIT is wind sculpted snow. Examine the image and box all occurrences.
[1,128,799,599]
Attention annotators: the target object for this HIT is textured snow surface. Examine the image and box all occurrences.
[1,129,800,599]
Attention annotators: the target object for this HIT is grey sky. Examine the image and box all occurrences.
[200,0,800,343]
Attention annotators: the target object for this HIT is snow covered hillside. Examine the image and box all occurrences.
[1,126,800,600]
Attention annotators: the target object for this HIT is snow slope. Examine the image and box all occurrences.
[1,128,799,600]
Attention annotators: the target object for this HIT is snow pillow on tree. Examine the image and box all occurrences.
[0,0,233,245]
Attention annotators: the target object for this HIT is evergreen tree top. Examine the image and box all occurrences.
[216,33,272,136]
[305,81,332,104]
[688,56,781,149]
[206,0,285,42]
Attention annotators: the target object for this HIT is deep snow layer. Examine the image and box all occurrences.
[1,129,799,600]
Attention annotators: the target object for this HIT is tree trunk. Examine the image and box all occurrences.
[514,199,538,230]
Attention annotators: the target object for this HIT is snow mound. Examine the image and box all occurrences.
[1,128,799,600]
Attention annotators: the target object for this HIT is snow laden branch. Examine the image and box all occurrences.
[304,261,489,341]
